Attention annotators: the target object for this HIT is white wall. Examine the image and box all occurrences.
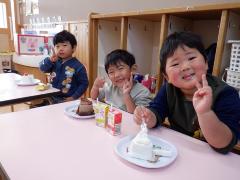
[98,20,121,77]
[23,0,239,23]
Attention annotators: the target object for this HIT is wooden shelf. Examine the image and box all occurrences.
[88,2,240,92]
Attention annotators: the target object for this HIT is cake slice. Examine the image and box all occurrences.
[128,129,154,161]
[76,98,94,116]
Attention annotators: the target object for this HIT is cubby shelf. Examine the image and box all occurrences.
[88,3,240,92]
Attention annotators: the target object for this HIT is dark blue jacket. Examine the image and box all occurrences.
[39,57,89,99]
[149,75,240,153]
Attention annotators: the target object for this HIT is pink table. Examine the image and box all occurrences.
[0,73,60,106]
[0,101,239,180]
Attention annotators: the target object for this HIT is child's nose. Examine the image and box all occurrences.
[181,60,191,71]
[114,70,121,77]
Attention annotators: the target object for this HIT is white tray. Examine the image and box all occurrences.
[115,135,178,168]
[16,79,40,86]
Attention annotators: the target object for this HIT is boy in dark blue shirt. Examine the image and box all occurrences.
[134,32,240,154]
[40,30,89,103]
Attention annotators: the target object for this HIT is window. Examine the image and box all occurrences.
[0,2,7,28]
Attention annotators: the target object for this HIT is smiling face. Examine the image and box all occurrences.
[164,45,208,95]
[54,41,75,60]
[107,61,133,88]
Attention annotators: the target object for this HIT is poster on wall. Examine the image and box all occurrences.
[18,34,45,55]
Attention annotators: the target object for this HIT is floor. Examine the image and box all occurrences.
[0,103,30,114]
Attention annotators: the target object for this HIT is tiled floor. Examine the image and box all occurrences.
[0,103,30,114]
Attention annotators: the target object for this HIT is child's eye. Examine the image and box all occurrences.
[171,63,179,67]
[189,57,196,61]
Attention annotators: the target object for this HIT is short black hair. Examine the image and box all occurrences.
[53,30,77,48]
[160,31,207,75]
[105,49,135,73]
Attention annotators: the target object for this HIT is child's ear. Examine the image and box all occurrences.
[163,73,170,83]
[205,61,208,71]
[131,64,137,74]
[72,45,77,52]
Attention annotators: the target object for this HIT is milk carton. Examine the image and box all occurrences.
[94,103,109,127]
[107,109,122,135]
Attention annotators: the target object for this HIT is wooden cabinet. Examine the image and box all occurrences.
[68,21,89,96]
[68,21,89,69]
[88,2,240,92]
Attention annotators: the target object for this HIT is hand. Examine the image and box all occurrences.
[133,106,156,128]
[193,74,212,115]
[122,73,133,95]
[64,97,74,102]
[50,47,58,63]
[93,77,105,89]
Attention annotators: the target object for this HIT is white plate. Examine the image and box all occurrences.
[115,135,178,168]
[64,104,95,119]
[16,79,40,86]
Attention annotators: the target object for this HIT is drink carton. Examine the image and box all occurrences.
[94,103,109,127]
[107,109,122,135]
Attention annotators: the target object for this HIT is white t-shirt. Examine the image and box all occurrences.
[98,81,152,111]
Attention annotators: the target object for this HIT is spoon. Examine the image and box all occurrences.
[140,106,147,130]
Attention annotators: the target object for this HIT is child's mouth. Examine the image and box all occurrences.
[115,79,123,83]
[182,73,195,80]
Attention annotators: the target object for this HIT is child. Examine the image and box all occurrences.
[134,32,240,154]
[91,49,152,113]
[39,30,89,103]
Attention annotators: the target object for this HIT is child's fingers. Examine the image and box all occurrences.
[195,79,202,90]
[130,72,133,83]
[97,77,105,82]
[143,108,152,123]
[51,47,56,56]
[202,74,208,87]
[134,106,144,124]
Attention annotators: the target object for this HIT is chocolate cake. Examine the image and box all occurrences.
[76,98,94,116]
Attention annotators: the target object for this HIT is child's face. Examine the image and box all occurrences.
[107,61,133,88]
[165,45,208,92]
[54,41,75,60]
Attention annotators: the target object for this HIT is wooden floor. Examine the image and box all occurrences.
[0,103,30,114]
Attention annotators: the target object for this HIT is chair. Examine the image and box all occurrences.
[233,141,240,154]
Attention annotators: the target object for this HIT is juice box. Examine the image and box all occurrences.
[107,109,122,135]
[94,103,109,127]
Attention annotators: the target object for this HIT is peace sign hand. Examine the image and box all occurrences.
[122,73,133,95]
[192,74,212,115]
[50,47,58,63]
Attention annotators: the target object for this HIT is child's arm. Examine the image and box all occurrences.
[90,77,105,99]
[193,74,234,149]
[39,57,54,73]
[134,84,168,128]
[39,48,58,73]
[71,65,89,99]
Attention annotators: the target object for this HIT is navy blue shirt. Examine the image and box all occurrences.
[148,76,240,153]
[39,57,89,99]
